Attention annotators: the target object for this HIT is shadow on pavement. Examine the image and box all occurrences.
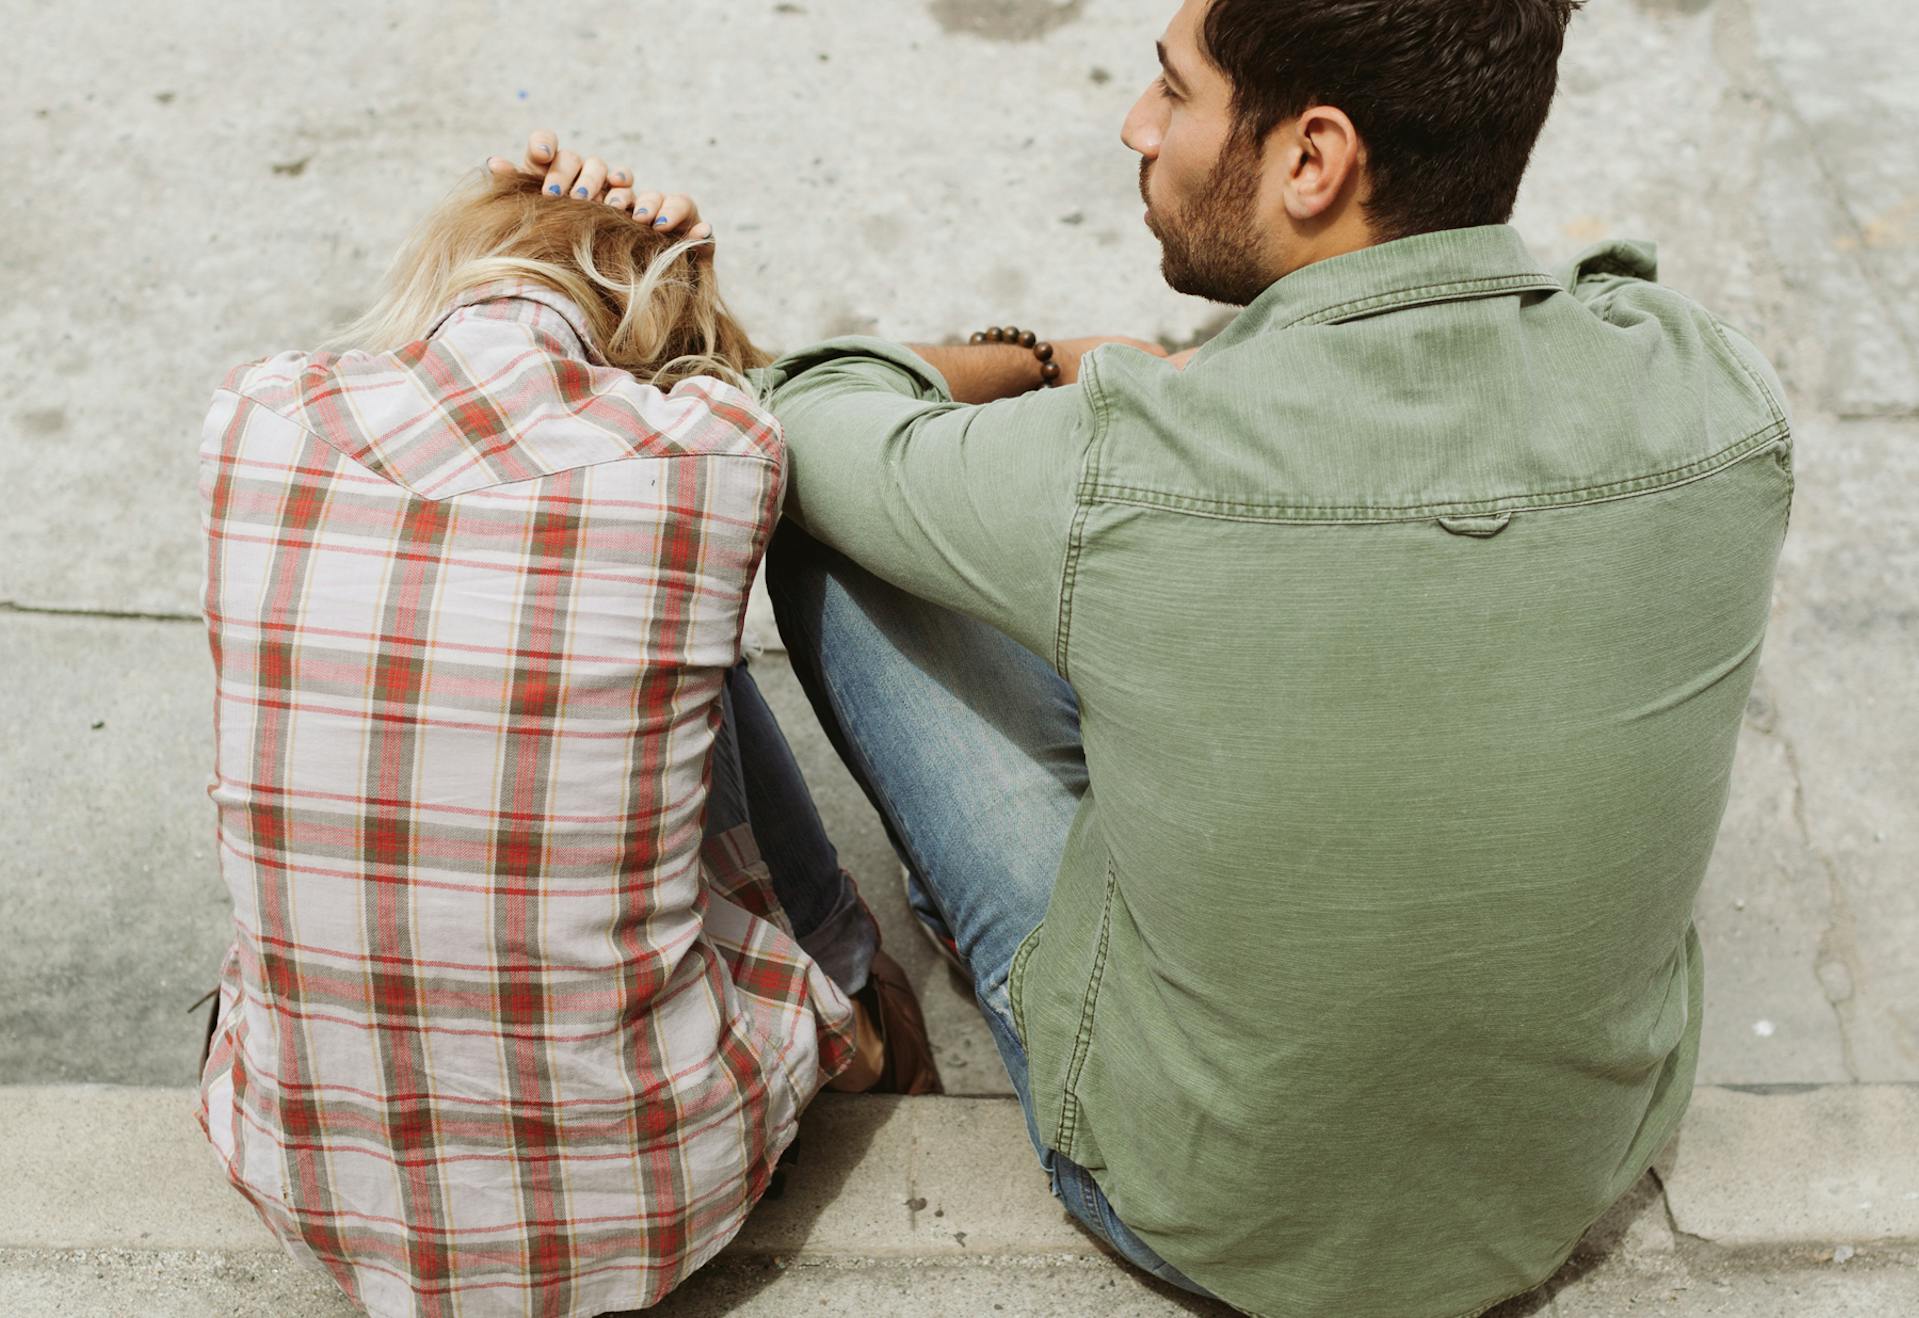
[614,1093,886,1317]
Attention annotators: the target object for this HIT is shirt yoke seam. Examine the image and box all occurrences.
[1083,416,1787,524]
[218,386,784,494]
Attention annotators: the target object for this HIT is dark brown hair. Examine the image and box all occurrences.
[1199,0,1584,242]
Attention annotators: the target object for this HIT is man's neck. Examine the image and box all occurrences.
[1271,215,1379,282]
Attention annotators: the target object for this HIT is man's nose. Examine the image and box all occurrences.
[1121,91,1163,158]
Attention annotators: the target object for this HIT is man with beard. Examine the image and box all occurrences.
[509,0,1792,1311]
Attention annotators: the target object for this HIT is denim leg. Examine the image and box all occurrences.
[703,669,751,836]
[707,661,879,995]
[765,522,1083,1033]
[1049,1157,1213,1293]
[764,522,1213,1299]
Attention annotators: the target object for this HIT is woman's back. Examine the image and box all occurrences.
[197,278,852,1318]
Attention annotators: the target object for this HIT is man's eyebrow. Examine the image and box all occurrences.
[1155,40,1191,94]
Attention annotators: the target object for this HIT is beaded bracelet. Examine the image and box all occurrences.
[968,325,1062,387]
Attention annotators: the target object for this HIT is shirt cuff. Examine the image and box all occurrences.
[757,335,956,407]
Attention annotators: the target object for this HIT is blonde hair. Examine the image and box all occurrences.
[323,169,774,397]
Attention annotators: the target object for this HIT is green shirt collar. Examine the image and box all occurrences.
[1203,224,1562,356]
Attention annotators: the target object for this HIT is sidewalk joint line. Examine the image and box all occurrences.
[1,601,200,624]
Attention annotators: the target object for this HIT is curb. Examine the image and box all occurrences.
[3,1085,1914,1259]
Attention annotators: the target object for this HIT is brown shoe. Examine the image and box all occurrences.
[856,949,944,1095]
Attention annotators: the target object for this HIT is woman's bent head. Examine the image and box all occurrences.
[325,170,771,394]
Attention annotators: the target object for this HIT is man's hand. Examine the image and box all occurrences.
[485,130,715,253]
[908,334,1169,405]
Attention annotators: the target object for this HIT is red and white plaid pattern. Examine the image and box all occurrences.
[195,281,854,1317]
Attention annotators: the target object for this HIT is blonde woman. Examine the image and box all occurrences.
[196,161,937,1318]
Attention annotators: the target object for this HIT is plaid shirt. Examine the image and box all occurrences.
[195,281,855,1318]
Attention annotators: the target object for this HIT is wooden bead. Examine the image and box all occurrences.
[969,331,987,344]
[1017,330,1037,349]
[1040,361,1062,383]
[1033,342,1054,362]
[986,327,1005,342]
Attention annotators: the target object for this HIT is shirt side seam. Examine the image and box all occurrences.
[1055,359,1114,679]
[1007,920,1042,1048]
[1052,858,1119,1156]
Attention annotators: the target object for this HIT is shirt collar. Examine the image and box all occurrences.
[1203,224,1562,355]
[427,278,613,366]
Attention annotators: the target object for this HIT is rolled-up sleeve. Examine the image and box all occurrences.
[761,336,1097,666]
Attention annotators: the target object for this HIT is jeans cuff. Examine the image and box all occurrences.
[795,872,880,996]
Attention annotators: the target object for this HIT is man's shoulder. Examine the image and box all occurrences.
[1556,238,1791,439]
[1074,240,1790,514]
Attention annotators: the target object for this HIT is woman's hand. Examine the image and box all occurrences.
[486,130,715,254]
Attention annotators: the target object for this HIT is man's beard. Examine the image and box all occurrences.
[1141,131,1274,307]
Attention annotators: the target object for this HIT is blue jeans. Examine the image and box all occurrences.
[706,659,879,995]
[765,521,1211,1297]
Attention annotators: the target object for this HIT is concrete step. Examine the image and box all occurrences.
[6,1247,1917,1318]
[2,1085,1914,1315]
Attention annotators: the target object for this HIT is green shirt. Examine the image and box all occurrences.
[757,225,1792,1318]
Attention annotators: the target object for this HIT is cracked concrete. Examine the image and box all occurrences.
[1766,696,1865,1082]
[1761,417,1919,1081]
[1730,3,1919,379]
[1648,1167,1710,1251]
[3,0,1916,1313]
[1655,1086,1919,1248]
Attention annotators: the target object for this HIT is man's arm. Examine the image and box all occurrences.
[903,342,1049,403]
[904,334,1167,404]
[762,337,1120,664]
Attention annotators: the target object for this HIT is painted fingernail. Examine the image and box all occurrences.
[654,216,670,226]
[575,186,589,197]
[635,208,649,217]
[548,184,561,195]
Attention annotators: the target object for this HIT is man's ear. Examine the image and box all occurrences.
[1280,105,1363,222]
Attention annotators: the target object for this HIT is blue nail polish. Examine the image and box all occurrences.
[575,186,589,197]
[654,216,669,226]
[635,208,649,217]
[548,185,561,195]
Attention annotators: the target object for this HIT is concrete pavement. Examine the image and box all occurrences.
[4,0,1915,1313]
[3,1086,1916,1315]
